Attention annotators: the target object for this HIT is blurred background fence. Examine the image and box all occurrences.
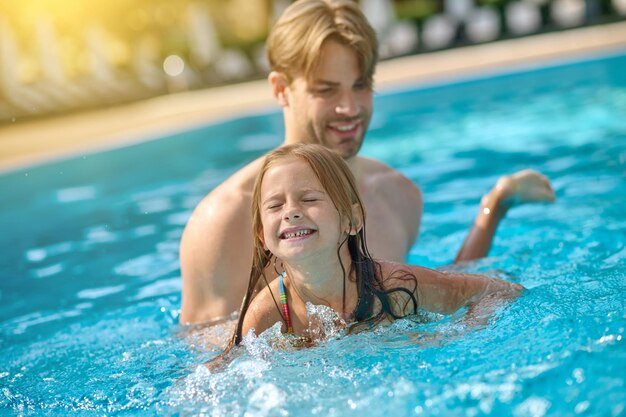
[1,0,624,124]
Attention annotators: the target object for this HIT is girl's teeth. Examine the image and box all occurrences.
[285,230,311,238]
[335,124,355,132]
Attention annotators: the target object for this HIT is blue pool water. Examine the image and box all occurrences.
[1,50,625,416]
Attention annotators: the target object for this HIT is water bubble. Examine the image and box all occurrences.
[575,401,590,414]
[305,302,347,342]
[245,383,286,417]
[514,396,551,417]
[242,324,279,359]
[572,368,585,384]
[126,380,156,405]
[25,248,46,262]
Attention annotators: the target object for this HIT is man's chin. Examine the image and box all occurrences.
[323,137,362,159]
[336,142,361,160]
[338,149,359,160]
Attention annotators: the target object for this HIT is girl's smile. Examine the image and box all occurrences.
[279,226,317,240]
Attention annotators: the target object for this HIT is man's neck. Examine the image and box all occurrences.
[283,132,300,146]
[282,129,363,179]
[344,155,359,178]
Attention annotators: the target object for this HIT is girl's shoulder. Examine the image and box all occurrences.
[241,276,285,337]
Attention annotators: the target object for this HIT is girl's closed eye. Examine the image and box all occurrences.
[302,191,325,203]
[265,201,283,211]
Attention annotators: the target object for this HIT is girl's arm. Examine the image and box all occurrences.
[382,261,523,316]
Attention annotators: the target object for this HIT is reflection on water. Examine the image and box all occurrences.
[1,53,625,416]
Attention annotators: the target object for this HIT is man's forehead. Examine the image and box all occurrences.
[306,73,365,86]
[307,40,364,81]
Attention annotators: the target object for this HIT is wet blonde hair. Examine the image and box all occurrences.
[266,0,378,85]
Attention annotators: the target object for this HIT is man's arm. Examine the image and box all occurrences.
[179,158,265,324]
[179,188,254,324]
[454,169,555,263]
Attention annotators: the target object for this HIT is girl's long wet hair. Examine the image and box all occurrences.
[221,144,417,355]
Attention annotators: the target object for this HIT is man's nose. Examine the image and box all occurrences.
[335,91,358,116]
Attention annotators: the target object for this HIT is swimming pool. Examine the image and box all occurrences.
[1,49,625,416]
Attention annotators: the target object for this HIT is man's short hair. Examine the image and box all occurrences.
[266,0,378,85]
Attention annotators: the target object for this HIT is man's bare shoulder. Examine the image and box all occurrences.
[179,154,268,321]
[210,156,265,201]
[355,156,422,253]
[356,156,421,199]
[189,156,265,218]
[180,155,264,268]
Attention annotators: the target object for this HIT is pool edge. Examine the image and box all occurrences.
[1,21,625,174]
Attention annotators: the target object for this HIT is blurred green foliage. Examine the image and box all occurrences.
[393,0,440,20]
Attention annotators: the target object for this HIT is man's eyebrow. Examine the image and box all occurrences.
[311,79,340,86]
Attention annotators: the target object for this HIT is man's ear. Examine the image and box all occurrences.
[269,71,289,107]
[348,203,364,235]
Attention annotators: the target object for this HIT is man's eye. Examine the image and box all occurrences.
[315,88,333,95]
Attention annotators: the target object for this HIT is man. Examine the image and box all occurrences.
[179,0,553,324]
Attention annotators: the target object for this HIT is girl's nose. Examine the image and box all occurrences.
[284,206,303,221]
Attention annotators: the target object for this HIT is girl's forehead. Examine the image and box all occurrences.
[266,157,312,177]
[262,158,322,190]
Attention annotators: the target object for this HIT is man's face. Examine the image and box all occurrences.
[285,40,373,160]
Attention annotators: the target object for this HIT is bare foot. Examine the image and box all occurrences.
[495,169,556,207]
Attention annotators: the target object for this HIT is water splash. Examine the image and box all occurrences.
[305,302,348,342]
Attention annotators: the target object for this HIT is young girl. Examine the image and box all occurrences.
[223,144,535,350]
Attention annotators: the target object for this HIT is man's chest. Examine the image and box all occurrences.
[362,198,410,262]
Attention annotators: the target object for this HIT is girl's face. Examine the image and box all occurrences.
[259,158,345,263]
